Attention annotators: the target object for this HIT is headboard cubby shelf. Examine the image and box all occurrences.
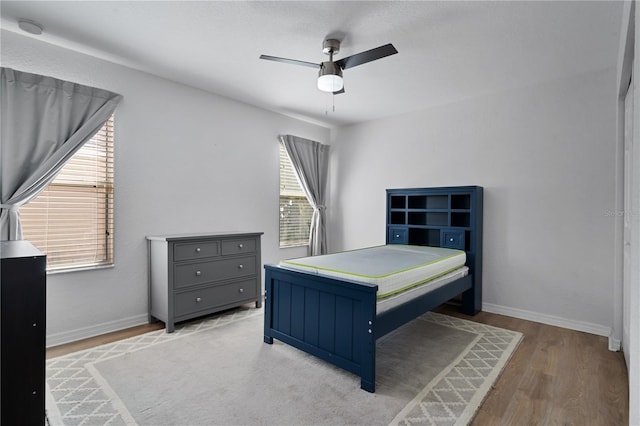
[386,186,483,314]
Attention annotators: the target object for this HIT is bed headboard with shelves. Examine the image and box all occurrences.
[386,185,483,314]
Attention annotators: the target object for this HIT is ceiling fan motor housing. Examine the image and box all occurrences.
[319,61,342,78]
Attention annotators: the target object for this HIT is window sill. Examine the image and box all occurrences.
[46,263,114,275]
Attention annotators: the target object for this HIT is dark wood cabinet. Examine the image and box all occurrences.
[1,240,46,425]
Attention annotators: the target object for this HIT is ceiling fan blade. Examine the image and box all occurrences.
[259,55,320,69]
[334,43,398,70]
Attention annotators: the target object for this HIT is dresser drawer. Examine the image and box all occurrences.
[174,279,258,317]
[221,238,256,255]
[174,241,220,261]
[174,255,256,288]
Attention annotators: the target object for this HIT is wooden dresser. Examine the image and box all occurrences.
[147,232,263,332]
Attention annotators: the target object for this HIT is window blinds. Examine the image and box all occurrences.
[20,115,115,271]
[279,143,313,247]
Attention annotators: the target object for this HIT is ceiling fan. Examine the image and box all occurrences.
[260,39,398,94]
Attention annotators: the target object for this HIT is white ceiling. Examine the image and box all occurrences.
[0,1,624,128]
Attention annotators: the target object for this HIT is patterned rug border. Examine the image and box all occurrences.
[46,309,522,426]
[391,312,523,425]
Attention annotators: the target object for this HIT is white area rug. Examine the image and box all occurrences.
[46,307,521,426]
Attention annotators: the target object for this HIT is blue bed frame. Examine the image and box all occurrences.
[263,186,483,392]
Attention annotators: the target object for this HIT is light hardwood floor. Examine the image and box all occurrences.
[47,305,629,425]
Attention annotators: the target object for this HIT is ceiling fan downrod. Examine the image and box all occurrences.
[318,39,343,92]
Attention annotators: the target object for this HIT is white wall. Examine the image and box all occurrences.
[328,68,618,336]
[1,30,327,345]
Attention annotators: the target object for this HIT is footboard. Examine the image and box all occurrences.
[263,264,378,392]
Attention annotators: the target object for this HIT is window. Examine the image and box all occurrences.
[279,143,313,247]
[20,115,115,272]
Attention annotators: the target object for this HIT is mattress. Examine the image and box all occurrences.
[376,266,468,314]
[279,244,467,300]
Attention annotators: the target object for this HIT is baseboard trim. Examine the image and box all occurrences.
[483,302,613,341]
[609,336,622,352]
[46,313,149,348]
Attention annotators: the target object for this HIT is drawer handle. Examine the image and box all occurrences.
[238,264,244,270]
[196,297,202,303]
[450,238,455,242]
[195,247,201,253]
[238,243,244,249]
[195,270,202,276]
[239,288,244,293]
[395,234,400,238]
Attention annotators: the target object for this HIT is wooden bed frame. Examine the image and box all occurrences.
[263,186,483,392]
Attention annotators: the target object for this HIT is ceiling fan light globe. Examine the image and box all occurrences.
[317,74,344,92]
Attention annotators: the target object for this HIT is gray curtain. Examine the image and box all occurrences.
[280,135,329,256]
[0,67,122,240]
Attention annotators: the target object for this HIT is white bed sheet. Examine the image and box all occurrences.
[279,244,466,299]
